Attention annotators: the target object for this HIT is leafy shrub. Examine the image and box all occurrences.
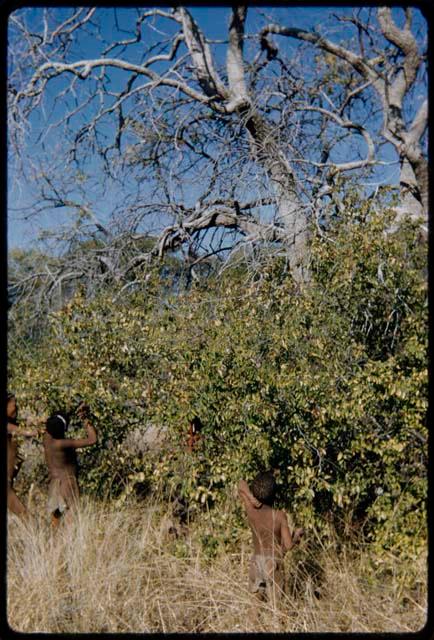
[8,197,427,561]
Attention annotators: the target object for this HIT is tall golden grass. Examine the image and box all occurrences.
[7,496,427,633]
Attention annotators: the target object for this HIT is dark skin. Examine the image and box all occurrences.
[239,478,303,608]
[186,419,202,452]
[7,396,40,517]
[238,479,303,556]
[44,406,97,478]
[43,403,97,525]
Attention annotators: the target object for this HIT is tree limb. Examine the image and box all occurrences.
[226,7,250,112]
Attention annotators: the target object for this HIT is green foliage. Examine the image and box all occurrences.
[8,197,427,561]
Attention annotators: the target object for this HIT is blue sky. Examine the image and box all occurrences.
[7,6,427,252]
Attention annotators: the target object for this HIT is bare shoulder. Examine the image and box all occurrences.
[275,509,290,525]
[49,436,71,450]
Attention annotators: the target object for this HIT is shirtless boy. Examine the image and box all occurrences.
[7,392,40,518]
[238,470,303,605]
[43,403,97,526]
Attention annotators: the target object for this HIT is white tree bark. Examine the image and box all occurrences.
[178,6,309,281]
[260,7,427,227]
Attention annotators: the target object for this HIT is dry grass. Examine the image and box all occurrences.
[7,497,427,633]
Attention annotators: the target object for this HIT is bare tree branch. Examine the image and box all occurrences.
[260,9,427,223]
[226,7,250,111]
[8,5,427,314]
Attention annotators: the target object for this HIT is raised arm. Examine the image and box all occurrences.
[55,421,98,450]
[238,479,262,509]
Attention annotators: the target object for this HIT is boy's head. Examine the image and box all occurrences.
[46,413,69,439]
[250,470,276,506]
[7,393,17,421]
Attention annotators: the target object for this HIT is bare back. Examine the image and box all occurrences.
[244,504,289,557]
[43,433,78,480]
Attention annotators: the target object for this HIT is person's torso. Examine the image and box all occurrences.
[248,505,283,556]
[44,434,77,479]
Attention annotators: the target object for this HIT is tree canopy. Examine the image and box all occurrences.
[8,6,427,303]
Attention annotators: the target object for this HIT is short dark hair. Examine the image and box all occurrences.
[7,392,15,402]
[46,413,68,439]
[250,470,276,506]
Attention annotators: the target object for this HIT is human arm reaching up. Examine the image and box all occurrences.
[238,479,262,509]
[54,421,97,450]
[54,405,97,450]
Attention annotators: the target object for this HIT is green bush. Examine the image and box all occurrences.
[8,197,427,561]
